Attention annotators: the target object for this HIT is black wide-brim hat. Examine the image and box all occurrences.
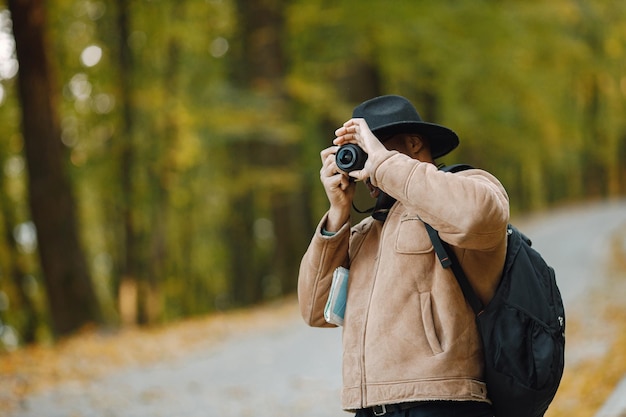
[352,95,459,159]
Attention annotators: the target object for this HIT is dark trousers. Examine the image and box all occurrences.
[354,401,494,417]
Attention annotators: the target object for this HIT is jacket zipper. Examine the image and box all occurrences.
[359,213,390,408]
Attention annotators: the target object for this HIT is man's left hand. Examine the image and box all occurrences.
[334,118,387,182]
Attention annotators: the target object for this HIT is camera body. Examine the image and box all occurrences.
[336,144,367,173]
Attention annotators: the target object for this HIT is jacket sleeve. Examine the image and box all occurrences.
[297,212,351,327]
[368,151,510,251]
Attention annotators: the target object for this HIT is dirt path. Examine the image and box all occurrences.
[4,199,626,417]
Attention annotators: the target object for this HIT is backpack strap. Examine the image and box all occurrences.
[426,163,483,314]
[425,223,484,315]
[439,163,474,173]
[424,223,452,268]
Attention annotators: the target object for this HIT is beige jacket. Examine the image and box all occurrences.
[298,150,510,411]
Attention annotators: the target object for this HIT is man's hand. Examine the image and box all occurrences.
[334,118,387,182]
[320,146,356,232]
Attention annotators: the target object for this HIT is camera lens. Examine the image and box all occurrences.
[336,144,367,172]
[339,149,355,165]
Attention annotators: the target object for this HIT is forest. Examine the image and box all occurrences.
[0,0,624,349]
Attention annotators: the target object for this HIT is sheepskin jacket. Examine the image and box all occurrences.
[298,150,510,411]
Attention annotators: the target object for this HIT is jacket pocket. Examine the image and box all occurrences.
[420,292,443,355]
[395,215,434,254]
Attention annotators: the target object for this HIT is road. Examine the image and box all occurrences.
[8,199,626,417]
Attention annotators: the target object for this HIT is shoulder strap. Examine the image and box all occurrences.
[425,163,483,314]
[439,163,474,173]
[424,223,484,315]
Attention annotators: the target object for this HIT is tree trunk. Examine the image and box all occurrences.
[140,1,187,324]
[114,0,142,326]
[230,0,311,304]
[8,0,102,337]
[232,0,287,92]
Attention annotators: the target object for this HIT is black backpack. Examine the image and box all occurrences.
[425,164,565,417]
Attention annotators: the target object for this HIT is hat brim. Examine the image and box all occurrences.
[372,121,459,159]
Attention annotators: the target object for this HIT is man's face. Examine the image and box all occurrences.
[382,134,413,156]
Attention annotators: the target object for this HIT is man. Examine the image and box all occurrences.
[298,95,509,416]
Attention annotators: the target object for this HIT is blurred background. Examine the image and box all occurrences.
[0,0,625,350]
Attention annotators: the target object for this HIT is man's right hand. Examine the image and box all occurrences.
[320,146,356,232]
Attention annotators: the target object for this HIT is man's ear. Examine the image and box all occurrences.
[408,135,425,156]
[407,135,434,162]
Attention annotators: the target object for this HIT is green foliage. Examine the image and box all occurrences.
[0,0,625,345]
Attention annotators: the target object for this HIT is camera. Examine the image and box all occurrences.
[336,144,367,173]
